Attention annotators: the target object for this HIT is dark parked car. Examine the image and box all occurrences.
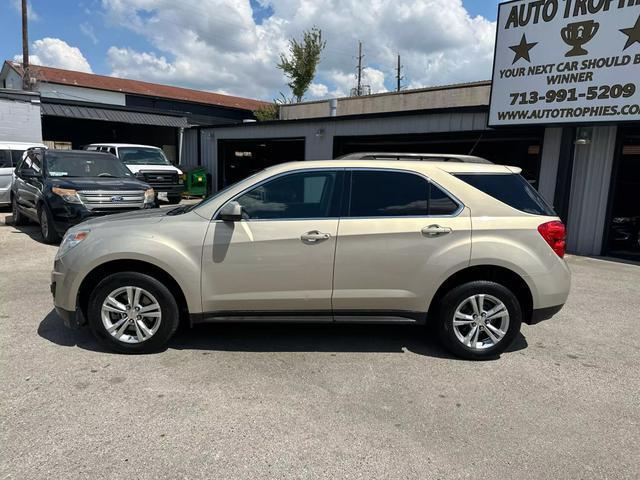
[11,149,155,243]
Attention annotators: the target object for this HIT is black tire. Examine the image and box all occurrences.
[87,272,180,354]
[38,204,60,244]
[167,194,182,205]
[11,195,28,226]
[436,281,522,360]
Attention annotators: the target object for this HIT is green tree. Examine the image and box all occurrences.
[253,103,279,121]
[277,27,326,103]
[253,93,293,122]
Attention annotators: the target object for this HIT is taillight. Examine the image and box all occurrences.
[538,221,566,258]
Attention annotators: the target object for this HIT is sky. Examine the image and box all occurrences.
[0,0,501,101]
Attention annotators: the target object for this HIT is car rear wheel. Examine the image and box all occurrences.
[11,196,28,226]
[87,272,180,354]
[436,281,522,360]
[38,205,60,244]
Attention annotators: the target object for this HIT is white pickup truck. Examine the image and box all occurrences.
[85,143,184,204]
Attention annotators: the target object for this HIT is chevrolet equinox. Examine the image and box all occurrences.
[51,157,571,359]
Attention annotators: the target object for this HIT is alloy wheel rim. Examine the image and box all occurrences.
[452,294,510,351]
[101,286,162,344]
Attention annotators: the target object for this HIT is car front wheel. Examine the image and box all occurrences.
[38,205,60,244]
[436,281,522,360]
[87,272,180,354]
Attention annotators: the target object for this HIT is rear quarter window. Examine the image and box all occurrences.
[455,173,556,216]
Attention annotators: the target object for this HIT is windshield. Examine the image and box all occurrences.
[119,147,171,165]
[45,152,133,178]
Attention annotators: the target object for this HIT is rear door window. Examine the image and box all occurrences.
[0,150,11,168]
[429,184,460,216]
[346,170,460,217]
[455,173,555,216]
[11,150,25,166]
[348,170,429,217]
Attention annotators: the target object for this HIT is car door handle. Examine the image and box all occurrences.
[301,231,331,243]
[422,225,452,237]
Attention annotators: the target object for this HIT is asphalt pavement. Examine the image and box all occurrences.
[0,207,638,480]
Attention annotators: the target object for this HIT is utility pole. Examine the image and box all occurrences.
[350,41,370,97]
[356,41,363,96]
[396,54,404,92]
[21,0,30,90]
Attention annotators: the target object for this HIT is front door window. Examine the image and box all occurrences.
[235,170,341,220]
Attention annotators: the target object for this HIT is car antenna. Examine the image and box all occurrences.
[468,133,484,156]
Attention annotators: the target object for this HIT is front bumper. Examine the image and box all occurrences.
[49,202,149,235]
[54,305,86,329]
[51,271,86,329]
[150,184,184,195]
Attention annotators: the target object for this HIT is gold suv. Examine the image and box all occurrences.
[51,157,571,360]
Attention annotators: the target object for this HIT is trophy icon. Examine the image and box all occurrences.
[561,20,600,57]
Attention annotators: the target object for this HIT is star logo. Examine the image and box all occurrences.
[509,34,538,64]
[620,15,640,51]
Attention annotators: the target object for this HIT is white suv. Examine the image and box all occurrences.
[51,157,571,360]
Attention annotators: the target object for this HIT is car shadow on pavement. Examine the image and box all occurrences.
[38,310,107,353]
[1,212,48,243]
[38,310,529,360]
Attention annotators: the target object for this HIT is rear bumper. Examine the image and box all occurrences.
[527,304,565,325]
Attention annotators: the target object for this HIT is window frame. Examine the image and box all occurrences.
[214,168,346,222]
[343,168,464,219]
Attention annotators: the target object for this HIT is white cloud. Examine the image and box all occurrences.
[80,23,99,44]
[100,0,495,100]
[14,38,93,73]
[308,83,329,98]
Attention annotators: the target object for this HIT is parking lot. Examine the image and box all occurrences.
[0,206,639,480]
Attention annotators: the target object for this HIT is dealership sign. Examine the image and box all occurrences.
[489,0,640,126]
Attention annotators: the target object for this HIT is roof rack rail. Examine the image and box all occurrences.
[336,152,492,164]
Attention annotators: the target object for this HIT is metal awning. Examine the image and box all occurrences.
[41,103,189,128]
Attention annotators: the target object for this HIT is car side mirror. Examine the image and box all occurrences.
[218,201,243,222]
[21,168,40,178]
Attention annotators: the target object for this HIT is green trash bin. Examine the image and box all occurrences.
[185,167,208,197]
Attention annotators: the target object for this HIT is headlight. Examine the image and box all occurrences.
[144,188,155,204]
[52,187,82,204]
[56,230,90,260]
[179,174,186,185]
